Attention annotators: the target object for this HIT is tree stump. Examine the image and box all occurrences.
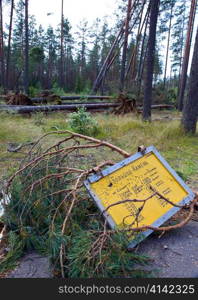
[113,93,138,115]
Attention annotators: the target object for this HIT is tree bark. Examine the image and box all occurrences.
[6,0,14,91]
[0,0,5,89]
[60,0,64,88]
[182,26,198,134]
[119,0,132,92]
[177,0,197,111]
[92,26,124,93]
[163,1,173,88]
[136,5,150,98]
[142,0,160,121]
[24,0,29,95]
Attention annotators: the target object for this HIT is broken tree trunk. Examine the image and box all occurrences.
[91,0,139,93]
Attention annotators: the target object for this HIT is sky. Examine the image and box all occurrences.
[3,0,197,75]
[29,0,116,30]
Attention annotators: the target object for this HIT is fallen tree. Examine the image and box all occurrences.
[0,103,119,113]
[31,95,112,103]
[0,131,197,278]
[0,103,174,114]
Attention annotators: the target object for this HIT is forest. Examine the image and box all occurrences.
[0,0,198,280]
[0,0,197,131]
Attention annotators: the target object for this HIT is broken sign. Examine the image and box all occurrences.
[84,146,195,248]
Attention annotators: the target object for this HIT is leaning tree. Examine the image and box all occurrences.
[177,0,197,111]
[182,25,198,134]
[142,0,160,121]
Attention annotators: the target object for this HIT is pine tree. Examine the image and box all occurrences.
[120,0,132,92]
[163,0,176,88]
[5,0,14,91]
[182,25,198,133]
[0,0,5,89]
[178,0,197,111]
[171,1,188,77]
[59,0,64,88]
[75,19,89,92]
[143,0,160,121]
[45,26,58,89]
[87,18,101,84]
[24,0,29,94]
[12,0,25,90]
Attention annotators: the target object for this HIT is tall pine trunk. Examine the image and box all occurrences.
[163,1,173,88]
[24,0,29,95]
[119,0,132,92]
[182,26,198,134]
[60,0,64,88]
[136,5,150,98]
[0,0,5,89]
[177,0,197,111]
[142,0,160,121]
[6,0,14,91]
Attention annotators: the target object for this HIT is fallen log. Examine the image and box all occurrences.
[32,95,112,103]
[145,104,175,110]
[0,103,175,114]
[0,102,119,113]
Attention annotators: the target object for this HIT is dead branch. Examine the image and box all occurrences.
[3,129,197,279]
[6,131,130,192]
[127,196,198,233]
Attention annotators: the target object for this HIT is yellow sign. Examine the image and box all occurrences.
[84,146,195,247]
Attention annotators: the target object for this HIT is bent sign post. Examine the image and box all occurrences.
[84,146,195,248]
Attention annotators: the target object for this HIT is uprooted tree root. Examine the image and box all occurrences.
[113,93,140,115]
[5,93,33,106]
[37,90,62,105]
[1,130,197,278]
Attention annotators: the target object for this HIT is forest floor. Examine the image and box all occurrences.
[0,110,197,190]
[0,109,198,278]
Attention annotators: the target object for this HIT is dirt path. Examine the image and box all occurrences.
[6,252,52,278]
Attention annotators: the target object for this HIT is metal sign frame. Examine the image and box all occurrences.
[84,146,195,248]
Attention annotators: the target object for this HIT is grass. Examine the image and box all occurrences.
[0,109,197,277]
[0,110,197,189]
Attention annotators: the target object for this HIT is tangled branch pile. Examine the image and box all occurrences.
[5,93,33,106]
[0,131,197,278]
[37,90,62,105]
